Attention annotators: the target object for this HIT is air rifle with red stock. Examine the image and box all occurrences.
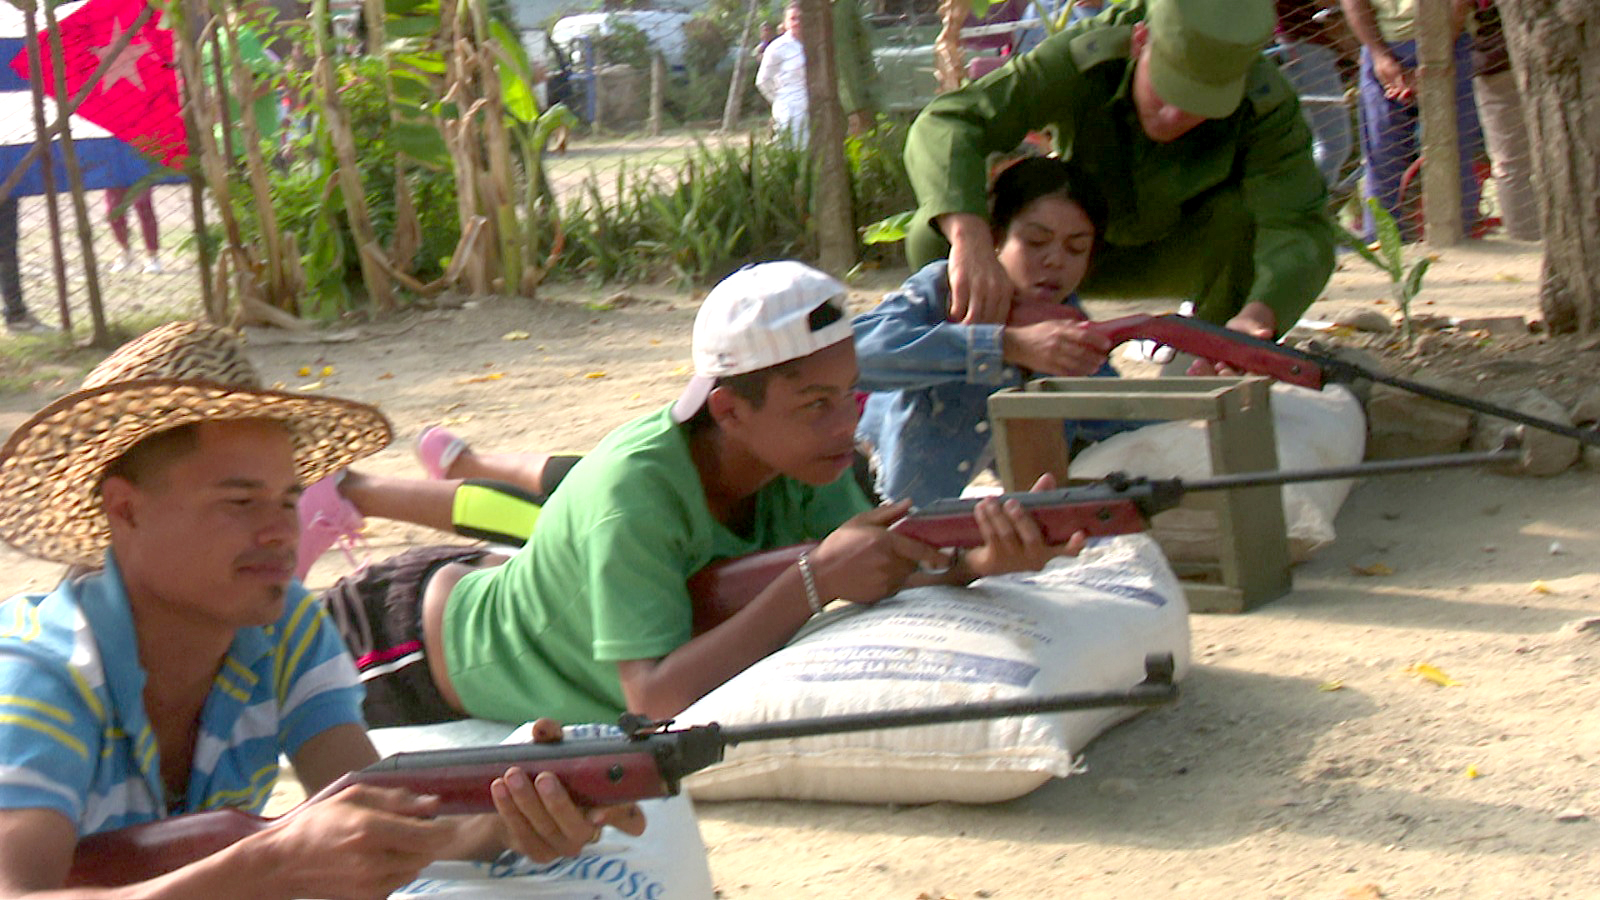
[67,654,1178,887]
[686,447,1520,633]
[1008,310,1600,448]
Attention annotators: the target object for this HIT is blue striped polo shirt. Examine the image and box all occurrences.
[0,553,366,835]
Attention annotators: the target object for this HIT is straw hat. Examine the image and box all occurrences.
[0,322,392,566]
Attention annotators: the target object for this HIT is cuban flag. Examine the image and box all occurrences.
[1,0,184,199]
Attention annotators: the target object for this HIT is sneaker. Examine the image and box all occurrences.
[108,251,135,274]
[5,314,55,335]
[143,255,164,275]
[296,472,367,579]
[415,425,468,480]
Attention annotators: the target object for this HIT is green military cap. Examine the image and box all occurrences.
[1146,0,1275,118]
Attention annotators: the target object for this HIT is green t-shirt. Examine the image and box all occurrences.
[442,406,871,725]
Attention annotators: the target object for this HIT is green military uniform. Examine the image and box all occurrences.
[903,0,1335,331]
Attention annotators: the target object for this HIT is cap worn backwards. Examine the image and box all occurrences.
[672,261,853,423]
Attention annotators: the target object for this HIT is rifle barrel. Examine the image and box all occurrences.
[1316,354,1600,446]
[719,655,1177,746]
[1181,447,1519,493]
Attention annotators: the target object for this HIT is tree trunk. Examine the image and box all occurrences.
[799,0,855,274]
[1499,0,1598,334]
[935,0,971,93]
[721,0,762,132]
[1415,0,1461,247]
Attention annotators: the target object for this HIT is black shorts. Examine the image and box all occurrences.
[318,545,490,728]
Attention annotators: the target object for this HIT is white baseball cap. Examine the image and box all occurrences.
[671,261,853,423]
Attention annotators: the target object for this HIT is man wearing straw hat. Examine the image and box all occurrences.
[0,322,642,897]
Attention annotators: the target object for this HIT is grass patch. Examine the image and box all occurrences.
[0,310,190,398]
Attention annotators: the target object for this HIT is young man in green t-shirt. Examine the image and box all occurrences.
[322,261,1086,728]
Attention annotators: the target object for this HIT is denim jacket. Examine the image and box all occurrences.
[854,261,1123,507]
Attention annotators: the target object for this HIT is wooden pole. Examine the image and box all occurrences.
[1415,0,1462,247]
[39,0,109,347]
[721,0,762,132]
[18,0,73,337]
[798,0,855,273]
[649,52,665,137]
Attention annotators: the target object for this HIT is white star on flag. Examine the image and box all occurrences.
[89,18,149,93]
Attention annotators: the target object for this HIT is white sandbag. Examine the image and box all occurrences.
[1070,383,1366,562]
[371,721,716,899]
[677,533,1190,805]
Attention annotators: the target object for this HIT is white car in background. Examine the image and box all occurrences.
[550,10,694,70]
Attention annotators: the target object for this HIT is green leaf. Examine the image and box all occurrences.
[388,122,450,168]
[1403,255,1433,299]
[1367,198,1406,276]
[1335,222,1391,276]
[861,210,914,245]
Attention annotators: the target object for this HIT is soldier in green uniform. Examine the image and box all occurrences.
[904,0,1335,351]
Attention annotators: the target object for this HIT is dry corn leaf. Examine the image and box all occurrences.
[1405,662,1462,687]
[502,330,531,341]
[1350,562,1394,576]
[458,373,505,384]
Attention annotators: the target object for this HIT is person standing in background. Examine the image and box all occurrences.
[756,2,808,143]
[105,187,161,274]
[2,194,52,335]
[1341,0,1483,241]
[1469,0,1538,241]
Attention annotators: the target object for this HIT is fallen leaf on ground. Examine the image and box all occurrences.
[320,365,335,376]
[458,373,505,384]
[1405,662,1462,687]
[1466,765,1482,778]
[671,363,693,376]
[583,371,607,379]
[502,330,531,341]
[440,414,473,426]
[296,365,312,376]
[1350,562,1394,576]
[298,380,324,391]
[1531,580,1554,594]
[1318,680,1345,692]
[1342,885,1385,900]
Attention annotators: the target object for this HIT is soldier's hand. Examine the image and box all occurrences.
[1187,303,1277,376]
[941,213,1016,325]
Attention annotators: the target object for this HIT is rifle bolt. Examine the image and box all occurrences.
[607,764,625,783]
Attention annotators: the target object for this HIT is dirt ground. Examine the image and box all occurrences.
[1,237,1596,899]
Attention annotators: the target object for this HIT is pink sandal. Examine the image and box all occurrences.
[415,425,467,480]
[296,472,367,580]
